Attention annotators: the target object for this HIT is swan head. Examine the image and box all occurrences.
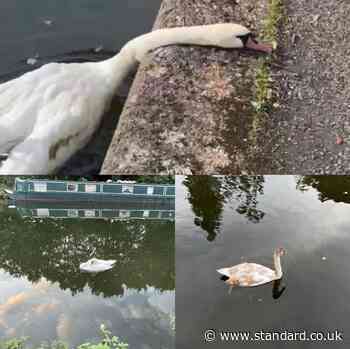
[208,23,273,53]
[275,247,286,257]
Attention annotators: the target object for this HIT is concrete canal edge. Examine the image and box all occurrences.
[101,0,281,175]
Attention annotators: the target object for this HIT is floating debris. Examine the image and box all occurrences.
[43,19,54,26]
[26,57,38,65]
[94,45,104,53]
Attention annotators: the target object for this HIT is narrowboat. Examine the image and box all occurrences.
[7,178,175,203]
[12,202,174,221]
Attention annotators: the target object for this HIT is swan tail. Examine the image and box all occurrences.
[216,268,232,277]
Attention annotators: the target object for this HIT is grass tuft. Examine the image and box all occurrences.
[262,0,283,46]
[250,0,283,143]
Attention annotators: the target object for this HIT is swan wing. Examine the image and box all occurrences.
[0,62,113,174]
[217,267,234,278]
[0,66,57,152]
[0,63,72,154]
[218,263,276,287]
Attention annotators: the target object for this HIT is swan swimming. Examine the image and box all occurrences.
[79,258,116,273]
[217,247,285,287]
[0,23,272,174]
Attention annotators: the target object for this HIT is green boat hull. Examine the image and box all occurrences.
[11,178,175,203]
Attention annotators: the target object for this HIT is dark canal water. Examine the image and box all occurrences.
[0,199,174,348]
[176,176,350,348]
[0,0,161,174]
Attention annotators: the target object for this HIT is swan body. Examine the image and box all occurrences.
[0,23,272,174]
[217,248,285,287]
[79,258,116,273]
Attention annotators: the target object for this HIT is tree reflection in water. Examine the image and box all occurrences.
[0,209,174,297]
[296,176,350,204]
[183,176,224,241]
[222,176,265,223]
[183,176,265,241]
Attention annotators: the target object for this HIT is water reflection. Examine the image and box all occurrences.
[218,275,286,300]
[0,202,174,347]
[272,279,286,300]
[12,199,175,221]
[297,176,350,203]
[0,276,174,348]
[176,175,350,349]
[183,176,265,241]
[221,176,265,223]
[0,210,174,296]
[183,176,224,241]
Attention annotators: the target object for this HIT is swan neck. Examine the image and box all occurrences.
[124,26,212,61]
[96,26,218,88]
[273,253,283,279]
[98,49,135,88]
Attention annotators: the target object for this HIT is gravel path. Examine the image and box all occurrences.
[258,0,350,174]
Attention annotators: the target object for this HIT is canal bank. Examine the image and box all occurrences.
[101,0,278,174]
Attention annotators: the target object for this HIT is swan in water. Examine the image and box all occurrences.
[217,247,286,287]
[79,258,116,273]
[0,23,272,174]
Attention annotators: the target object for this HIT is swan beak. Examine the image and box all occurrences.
[245,37,273,54]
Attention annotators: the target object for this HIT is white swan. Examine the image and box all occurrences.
[0,23,272,174]
[79,258,116,273]
[217,247,285,287]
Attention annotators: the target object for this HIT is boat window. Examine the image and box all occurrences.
[143,210,150,217]
[119,210,130,218]
[122,185,134,194]
[85,210,95,217]
[67,183,78,192]
[147,186,154,195]
[85,184,97,193]
[67,209,78,217]
[37,208,50,217]
[33,183,47,192]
